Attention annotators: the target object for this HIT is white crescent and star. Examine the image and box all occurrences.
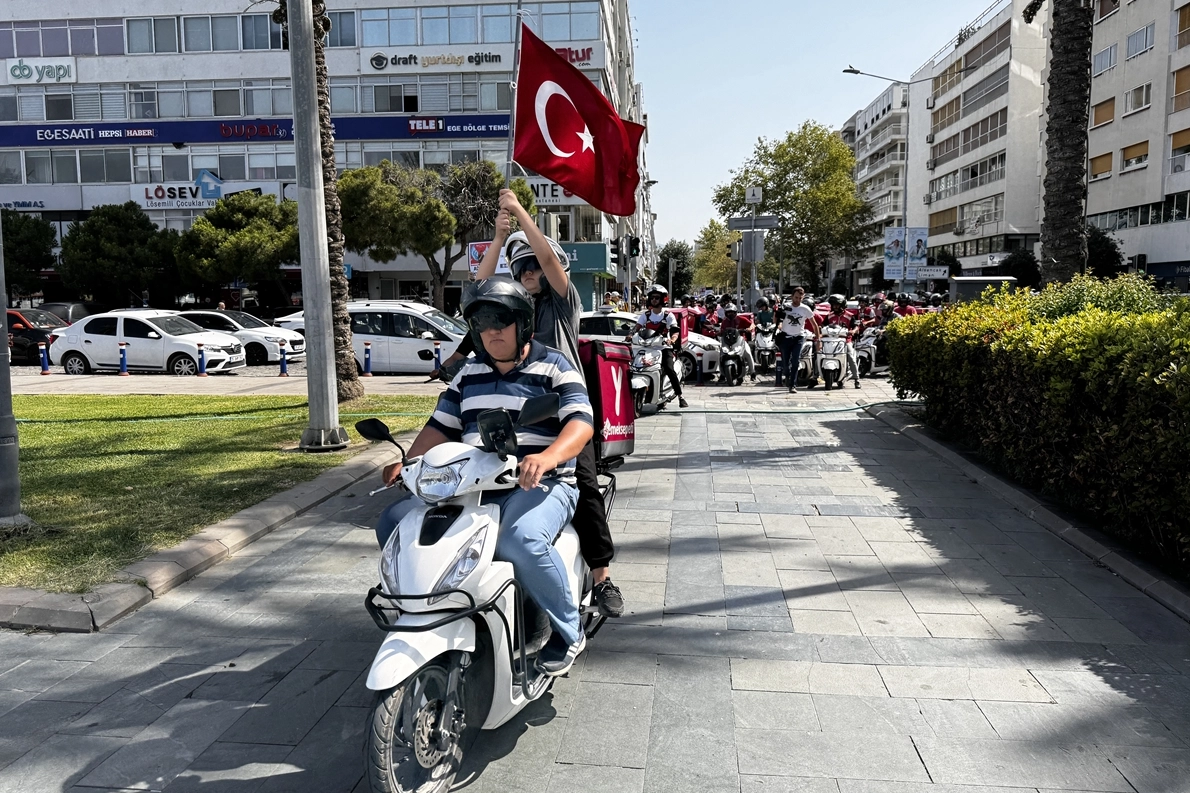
[534,80,594,159]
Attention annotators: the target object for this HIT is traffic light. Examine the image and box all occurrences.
[628,236,641,258]
[610,237,622,268]
[728,241,741,261]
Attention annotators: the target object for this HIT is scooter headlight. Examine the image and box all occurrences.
[416,460,467,503]
[428,526,488,605]
[379,530,400,595]
[640,350,661,366]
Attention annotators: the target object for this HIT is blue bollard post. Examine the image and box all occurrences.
[118,342,129,376]
[196,343,208,377]
[695,351,704,386]
[775,351,783,387]
[278,340,289,377]
[363,341,373,377]
[433,340,442,370]
[38,342,51,376]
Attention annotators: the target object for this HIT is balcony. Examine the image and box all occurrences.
[1173,90,1190,114]
[866,124,905,151]
[1171,153,1188,174]
[926,167,1005,203]
[1179,28,1190,50]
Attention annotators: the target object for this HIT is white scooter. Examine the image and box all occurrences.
[354,394,610,793]
[718,327,749,386]
[818,325,849,390]
[854,326,891,378]
[629,328,675,416]
[754,323,777,373]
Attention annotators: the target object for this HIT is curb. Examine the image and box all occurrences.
[860,401,1190,625]
[0,441,402,633]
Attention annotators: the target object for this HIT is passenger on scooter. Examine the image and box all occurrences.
[439,190,624,619]
[776,286,820,394]
[824,294,862,390]
[720,303,758,382]
[893,293,920,317]
[375,278,594,676]
[755,297,774,326]
[857,295,876,325]
[633,285,689,408]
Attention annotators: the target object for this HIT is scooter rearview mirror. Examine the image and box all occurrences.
[516,393,560,428]
[355,418,396,445]
[477,408,518,459]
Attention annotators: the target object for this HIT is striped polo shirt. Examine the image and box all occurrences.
[426,340,594,482]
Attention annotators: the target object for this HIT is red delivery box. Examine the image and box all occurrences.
[578,339,635,461]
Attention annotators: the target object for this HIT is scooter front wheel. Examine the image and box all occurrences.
[367,658,478,793]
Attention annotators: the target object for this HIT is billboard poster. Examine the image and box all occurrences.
[468,241,509,276]
[905,227,929,281]
[883,227,905,280]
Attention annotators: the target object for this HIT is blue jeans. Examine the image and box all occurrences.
[374,479,582,646]
[780,336,804,384]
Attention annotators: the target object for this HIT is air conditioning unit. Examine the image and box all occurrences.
[925,133,935,144]
[926,96,936,109]
[923,194,933,204]
[953,223,966,236]
[926,159,936,171]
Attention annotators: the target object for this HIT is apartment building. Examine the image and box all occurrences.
[905,0,1046,276]
[1084,0,1190,290]
[847,83,908,293]
[0,1,647,307]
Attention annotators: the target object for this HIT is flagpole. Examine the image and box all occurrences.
[504,2,526,185]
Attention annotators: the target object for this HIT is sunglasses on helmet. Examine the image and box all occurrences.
[469,304,517,333]
[510,256,541,279]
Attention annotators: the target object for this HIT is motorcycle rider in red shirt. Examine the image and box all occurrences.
[720,303,757,382]
[823,294,862,389]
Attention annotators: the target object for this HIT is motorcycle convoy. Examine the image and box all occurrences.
[348,282,911,792]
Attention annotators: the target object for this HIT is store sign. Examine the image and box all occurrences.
[133,170,223,209]
[6,57,76,85]
[526,176,588,207]
[563,242,613,276]
[362,41,605,73]
[1,114,511,148]
[0,199,47,209]
[915,266,950,279]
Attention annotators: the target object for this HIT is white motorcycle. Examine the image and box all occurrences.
[854,326,891,378]
[354,394,611,793]
[818,326,849,390]
[629,328,675,416]
[718,327,749,387]
[754,323,777,374]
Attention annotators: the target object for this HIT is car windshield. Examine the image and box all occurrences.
[425,310,468,336]
[223,310,270,329]
[146,316,204,336]
[15,309,66,329]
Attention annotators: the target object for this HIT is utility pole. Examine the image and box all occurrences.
[0,212,29,525]
[288,0,347,452]
[667,257,673,298]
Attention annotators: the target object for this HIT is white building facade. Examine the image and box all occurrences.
[906,0,1047,276]
[848,83,908,293]
[0,1,650,308]
[1084,0,1190,290]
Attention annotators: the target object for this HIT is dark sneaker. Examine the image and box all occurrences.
[854,379,862,389]
[678,397,689,408]
[789,384,797,393]
[750,373,757,382]
[536,631,586,677]
[593,579,625,618]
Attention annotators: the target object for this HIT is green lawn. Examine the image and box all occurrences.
[4,394,435,593]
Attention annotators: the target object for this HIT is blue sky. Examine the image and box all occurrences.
[632,0,1006,245]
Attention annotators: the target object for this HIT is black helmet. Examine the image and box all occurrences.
[828,294,846,310]
[462,277,535,353]
[756,297,769,309]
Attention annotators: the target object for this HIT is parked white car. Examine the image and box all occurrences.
[177,309,305,366]
[273,300,468,374]
[49,310,245,376]
[579,307,721,380]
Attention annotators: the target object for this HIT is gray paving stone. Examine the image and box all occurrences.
[1093,597,1190,645]
[0,689,35,720]
[580,651,657,686]
[917,613,1001,640]
[978,701,1183,747]
[160,740,294,792]
[879,665,1051,702]
[76,698,251,790]
[557,681,652,768]
[731,660,887,697]
[546,764,644,793]
[1005,576,1113,620]
[936,559,1022,596]
[0,659,90,693]
[0,699,96,766]
[220,668,355,746]
[811,694,932,736]
[913,737,1132,791]
[842,591,929,638]
[254,706,367,793]
[0,733,126,793]
[915,699,998,739]
[837,782,1035,793]
[736,730,929,782]
[1102,744,1190,793]
[740,776,840,793]
[967,595,1073,642]
[644,655,737,793]
[769,539,832,572]
[732,690,818,731]
[724,585,790,617]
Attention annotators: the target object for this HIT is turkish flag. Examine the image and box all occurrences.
[513,24,645,217]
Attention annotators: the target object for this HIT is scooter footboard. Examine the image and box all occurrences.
[366,616,477,691]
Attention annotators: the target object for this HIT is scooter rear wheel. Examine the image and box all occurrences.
[367,654,486,793]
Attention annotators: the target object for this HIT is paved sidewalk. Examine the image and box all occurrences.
[2,380,1189,792]
[9,368,447,397]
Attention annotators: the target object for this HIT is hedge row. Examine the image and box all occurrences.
[886,275,1190,577]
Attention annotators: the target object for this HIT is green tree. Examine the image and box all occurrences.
[692,219,740,292]
[1024,0,1095,282]
[176,192,299,286]
[273,0,362,401]
[655,239,695,297]
[1,209,56,298]
[1086,224,1125,277]
[935,249,962,278]
[829,271,849,296]
[712,121,873,293]
[341,160,535,309]
[998,249,1043,289]
[59,202,175,307]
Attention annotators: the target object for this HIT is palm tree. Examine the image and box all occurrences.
[273,0,364,401]
[1024,0,1095,281]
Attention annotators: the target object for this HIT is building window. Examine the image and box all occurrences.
[1126,23,1155,60]
[1123,83,1151,114]
[931,97,961,134]
[1171,128,1190,173]
[958,193,1004,228]
[930,134,961,168]
[1090,152,1113,179]
[0,96,15,122]
[1092,44,1117,76]
[218,153,246,181]
[1175,66,1190,113]
[212,89,241,116]
[1122,141,1149,169]
[963,21,1010,74]
[1097,0,1119,20]
[183,16,239,52]
[96,19,124,55]
[330,83,357,113]
[479,80,511,111]
[961,65,1009,117]
[374,85,418,113]
[127,18,179,54]
[241,15,282,50]
[51,150,77,183]
[1091,97,1115,127]
[422,7,449,45]
[928,207,958,235]
[162,153,189,181]
[44,93,73,121]
[361,9,417,47]
[1179,4,1190,51]
[482,4,514,43]
[932,60,964,100]
[961,108,1007,153]
[79,148,133,183]
[327,11,356,47]
[0,151,21,184]
[449,6,478,44]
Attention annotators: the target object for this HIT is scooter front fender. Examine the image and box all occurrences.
[366,615,477,692]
